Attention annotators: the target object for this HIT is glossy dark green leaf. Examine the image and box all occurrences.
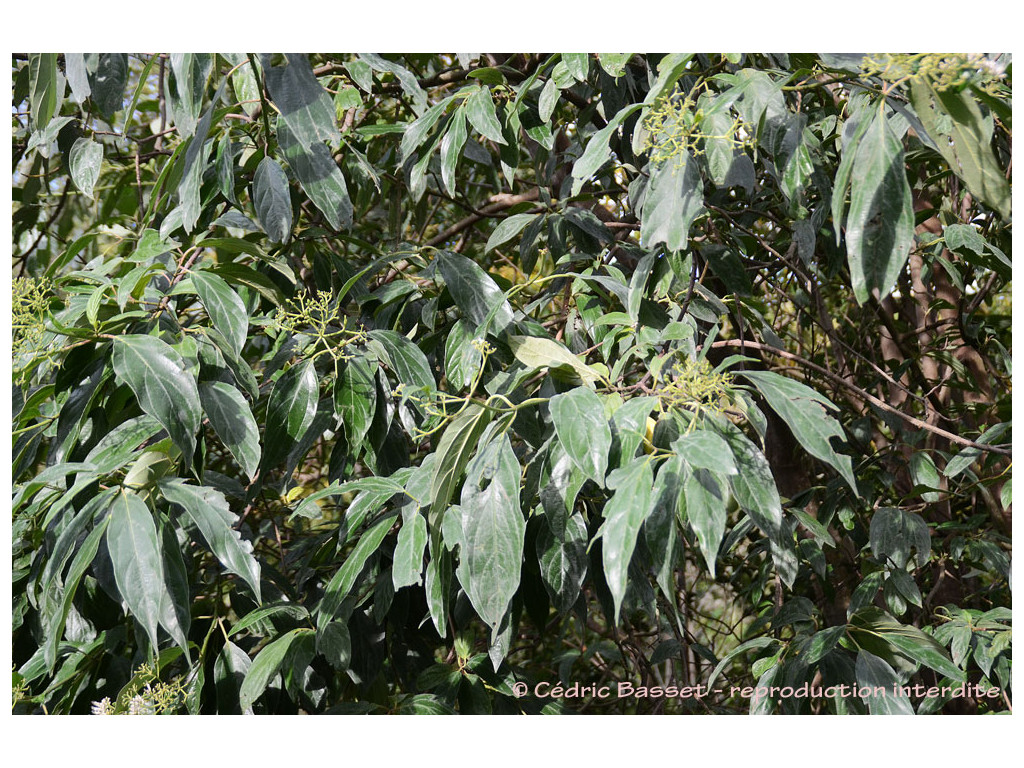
[457,432,524,629]
[239,628,307,711]
[319,513,397,622]
[263,359,318,470]
[610,396,656,466]
[86,53,128,118]
[252,156,293,244]
[443,320,483,391]
[571,103,641,196]
[277,118,353,230]
[849,607,962,681]
[641,149,705,252]
[203,327,259,401]
[909,452,941,503]
[741,370,857,492]
[856,650,914,715]
[683,466,729,576]
[168,54,211,138]
[550,386,611,485]
[464,86,507,145]
[440,108,468,196]
[869,507,931,570]
[845,107,914,304]
[485,213,538,254]
[68,137,103,198]
[714,418,797,586]
[400,94,456,162]
[428,404,492,545]
[191,270,248,355]
[335,355,377,447]
[436,250,514,333]
[160,478,261,601]
[112,334,202,461]
[262,53,340,148]
[600,456,654,620]
[105,490,167,650]
[942,422,1010,478]
[537,512,588,615]
[366,330,436,393]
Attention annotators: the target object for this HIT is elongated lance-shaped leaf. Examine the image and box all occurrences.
[263,359,318,471]
[641,149,705,252]
[600,456,654,620]
[319,512,398,623]
[436,250,514,333]
[856,651,915,715]
[844,106,915,304]
[105,490,167,651]
[400,93,458,163]
[740,369,857,492]
[277,117,353,230]
[570,103,642,196]
[191,269,248,355]
[262,53,340,148]
[712,416,797,586]
[457,432,525,629]
[29,53,59,131]
[168,53,211,138]
[252,156,293,244]
[112,334,201,461]
[87,53,129,119]
[160,479,262,601]
[537,512,589,615]
[550,386,611,485]
[464,86,507,145]
[239,628,308,711]
[428,403,492,551]
[682,465,728,577]
[440,108,468,196]
[393,505,428,590]
[335,354,377,447]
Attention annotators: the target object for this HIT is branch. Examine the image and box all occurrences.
[710,339,1011,456]
[424,188,540,247]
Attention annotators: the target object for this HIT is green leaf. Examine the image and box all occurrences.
[320,513,397,622]
[43,512,111,671]
[239,628,307,711]
[856,651,914,715]
[68,137,103,198]
[713,417,797,586]
[508,335,603,386]
[263,360,319,470]
[262,53,340,148]
[598,53,632,78]
[252,156,293,244]
[198,381,260,480]
[869,507,931,569]
[191,270,248,355]
[643,53,694,106]
[366,329,433,390]
[203,327,259,400]
[570,103,642,196]
[910,79,1010,220]
[672,430,737,475]
[600,456,654,620]
[943,422,1011,478]
[393,505,428,589]
[538,77,559,123]
[436,250,515,333]
[87,53,128,119]
[335,355,377,447]
[706,636,778,692]
[641,150,705,252]
[400,94,456,162]
[277,118,353,230]
[160,479,261,601]
[485,213,539,253]
[909,452,942,503]
[740,370,857,492]
[105,490,168,651]
[112,334,202,461]
[683,466,729,577]
[444,320,484,391]
[464,86,507,145]
[428,404,492,546]
[550,386,612,485]
[440,109,468,196]
[131,229,180,262]
[844,107,915,304]
[537,512,588,615]
[849,607,963,681]
[168,54,211,137]
[457,432,525,629]
[29,53,59,131]
[563,53,589,82]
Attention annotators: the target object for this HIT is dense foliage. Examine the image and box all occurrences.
[11,52,1011,715]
